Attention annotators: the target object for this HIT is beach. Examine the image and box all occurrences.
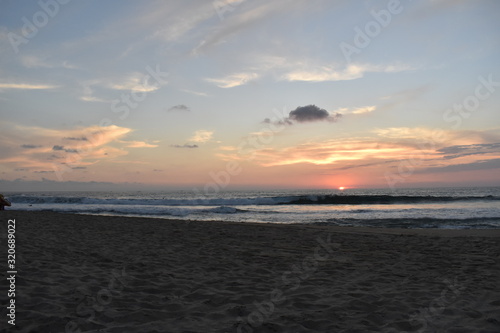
[2,211,500,332]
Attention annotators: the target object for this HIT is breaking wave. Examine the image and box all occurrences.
[8,194,499,206]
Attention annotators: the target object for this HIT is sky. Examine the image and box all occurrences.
[1,0,500,191]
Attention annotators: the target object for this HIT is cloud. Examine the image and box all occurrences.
[79,72,165,102]
[283,63,413,82]
[374,127,455,146]
[21,55,53,68]
[0,124,140,177]
[218,127,500,173]
[418,158,500,174]
[289,105,339,123]
[19,55,79,70]
[168,104,191,112]
[53,145,79,153]
[218,145,238,151]
[223,138,412,167]
[64,137,88,141]
[192,1,281,54]
[206,72,259,88]
[333,159,398,171]
[189,130,214,143]
[21,144,42,149]
[108,72,161,92]
[170,144,199,149]
[0,83,59,90]
[340,106,376,115]
[121,141,158,148]
[264,105,342,125]
[148,1,225,42]
[205,57,413,88]
[181,89,209,97]
[80,84,110,103]
[438,143,500,160]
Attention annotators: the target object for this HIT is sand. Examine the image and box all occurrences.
[1,211,500,333]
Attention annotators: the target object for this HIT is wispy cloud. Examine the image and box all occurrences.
[107,72,161,92]
[192,1,282,54]
[205,58,413,88]
[120,140,159,148]
[438,143,500,160]
[230,139,413,167]
[20,55,78,69]
[336,106,376,115]
[206,72,259,88]
[417,158,500,174]
[181,89,209,97]
[80,84,109,103]
[189,130,214,143]
[283,63,413,82]
[0,83,59,90]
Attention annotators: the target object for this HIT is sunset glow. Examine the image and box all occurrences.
[0,1,499,191]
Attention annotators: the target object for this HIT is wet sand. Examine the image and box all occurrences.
[2,210,500,332]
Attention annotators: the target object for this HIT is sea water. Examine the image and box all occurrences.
[4,187,500,229]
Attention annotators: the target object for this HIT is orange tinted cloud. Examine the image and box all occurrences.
[0,123,156,177]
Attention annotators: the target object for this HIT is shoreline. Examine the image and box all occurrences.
[6,209,500,237]
[2,210,500,332]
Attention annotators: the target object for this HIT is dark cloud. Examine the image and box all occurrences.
[263,104,341,125]
[170,144,198,148]
[438,143,500,159]
[47,154,60,160]
[34,170,55,174]
[333,159,398,171]
[168,104,191,112]
[290,105,334,122]
[418,158,500,174]
[64,137,88,141]
[21,144,42,149]
[72,167,86,170]
[262,117,293,126]
[52,145,79,153]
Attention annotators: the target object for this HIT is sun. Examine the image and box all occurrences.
[338,186,345,191]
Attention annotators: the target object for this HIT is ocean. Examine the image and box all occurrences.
[3,187,500,229]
